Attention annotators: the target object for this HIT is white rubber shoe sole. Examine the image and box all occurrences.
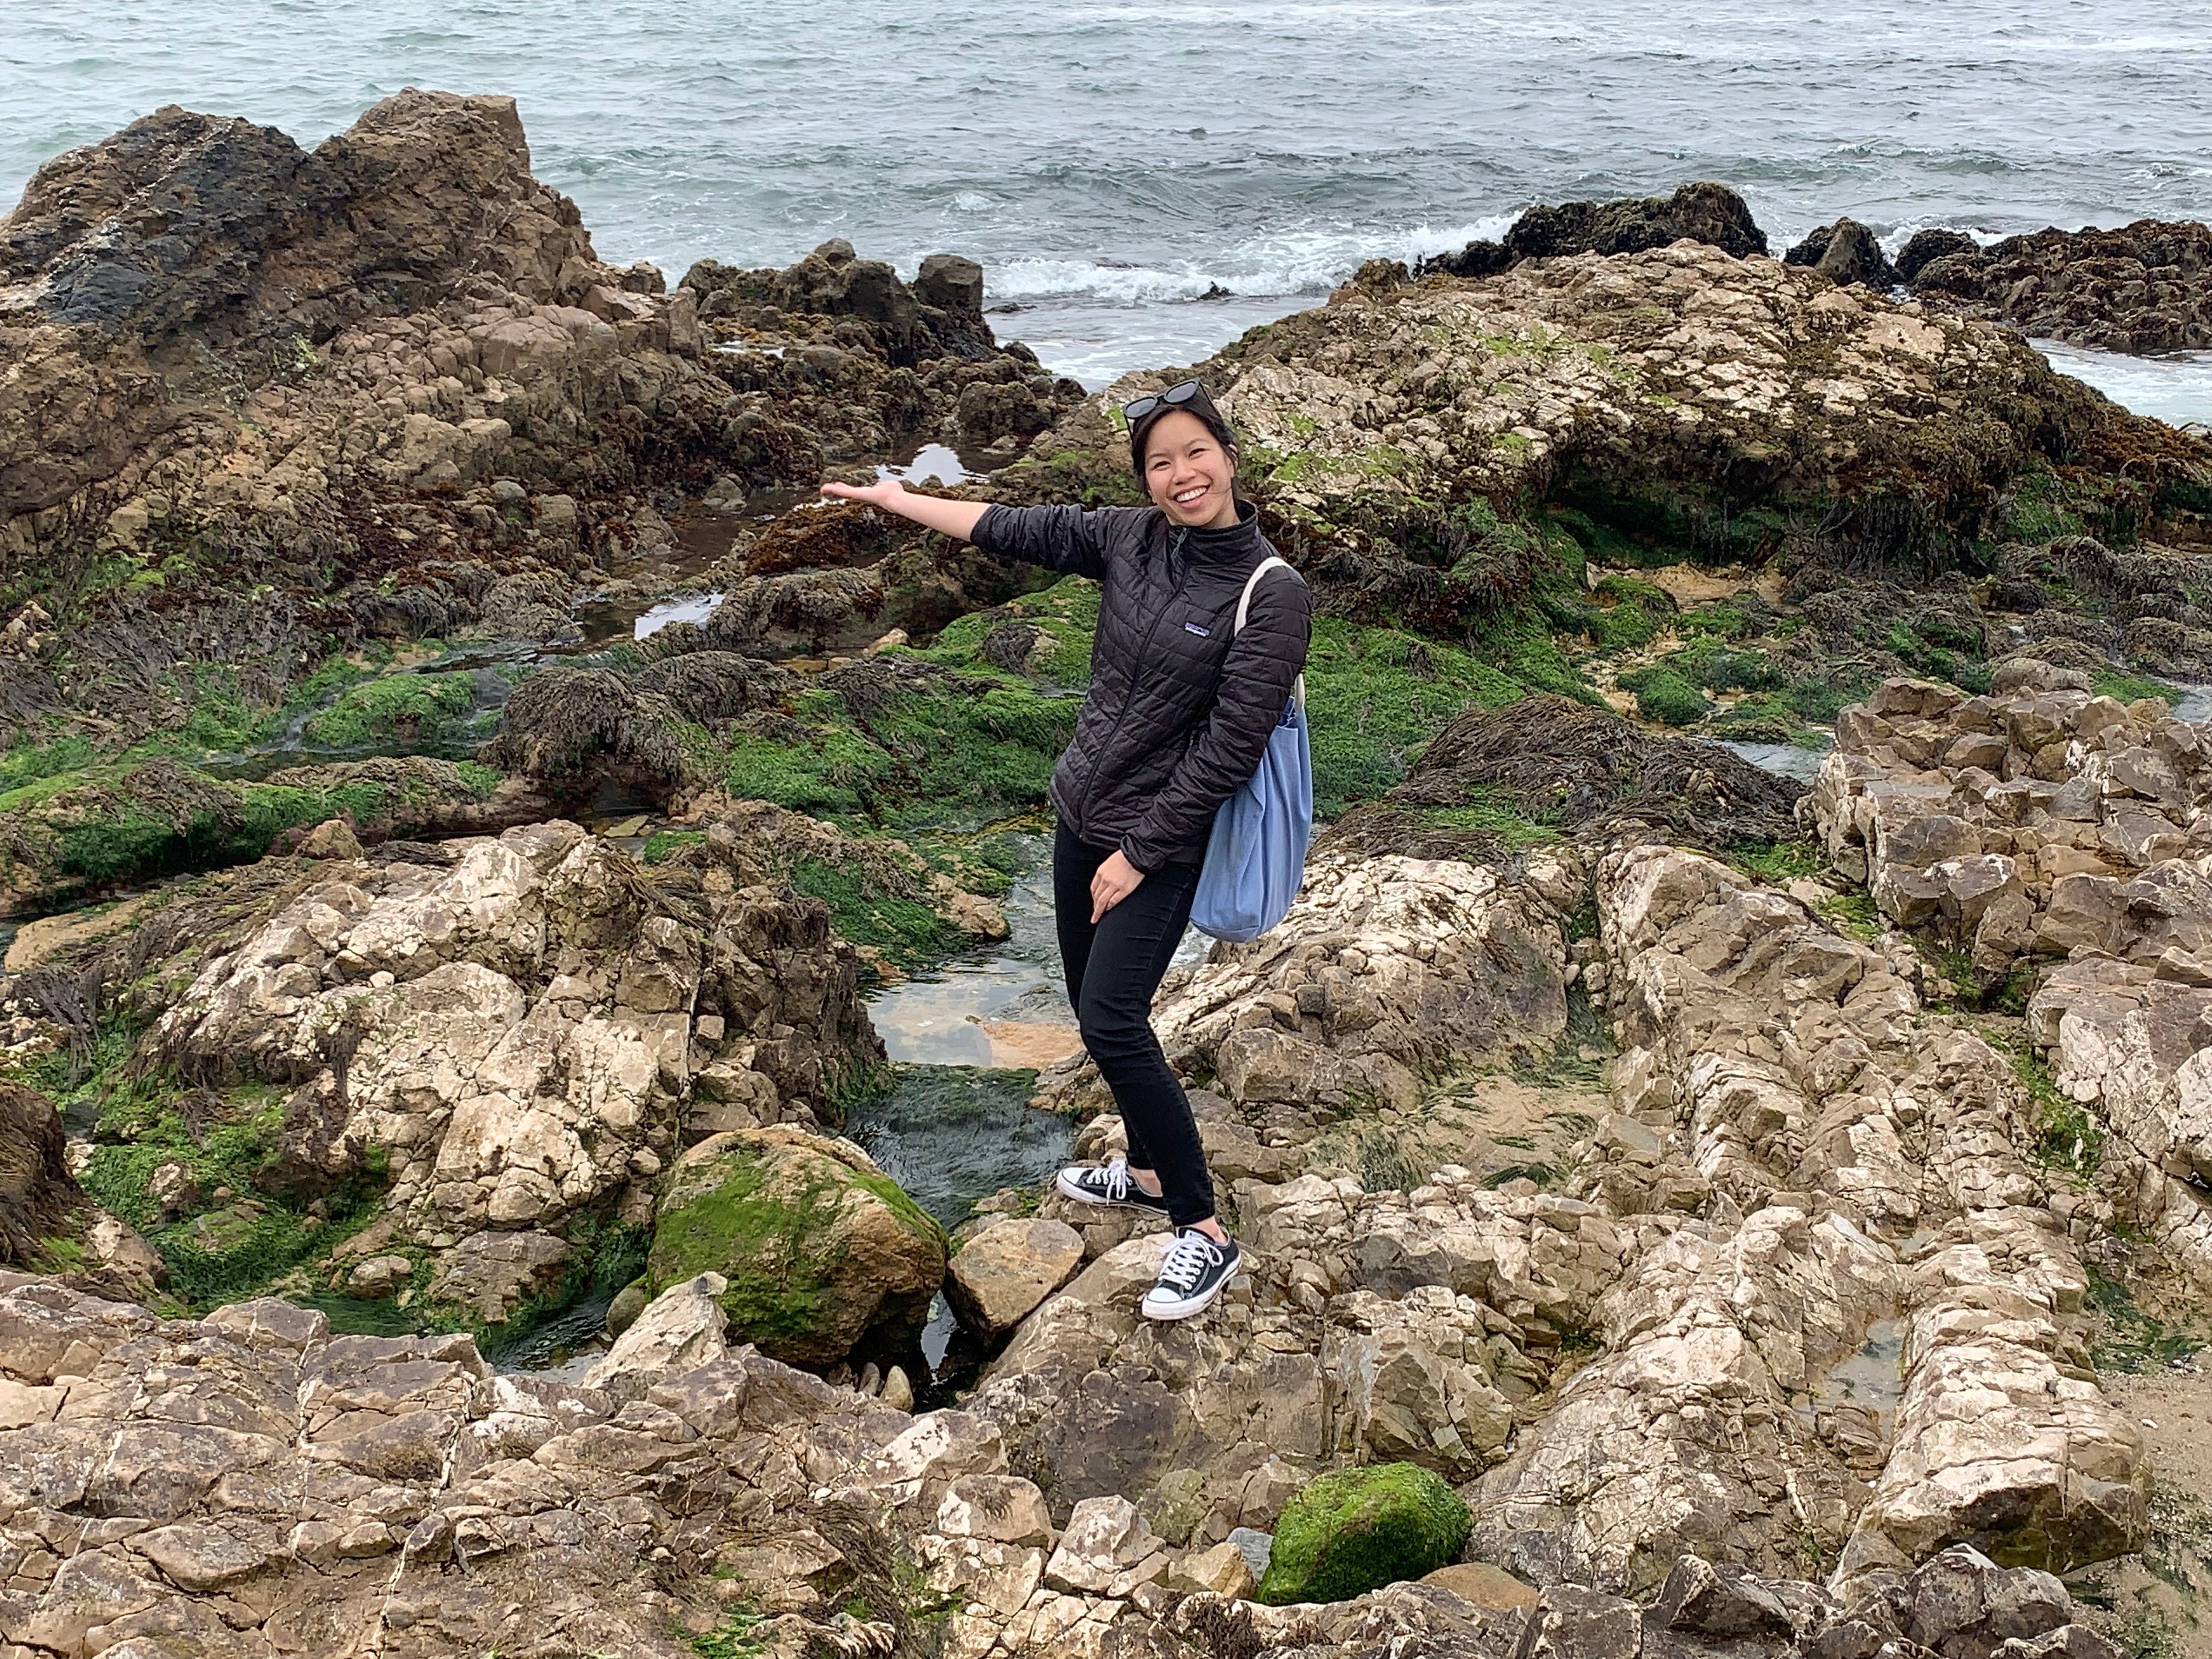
[1140,1250,1244,1321]
[1055,1166,1169,1212]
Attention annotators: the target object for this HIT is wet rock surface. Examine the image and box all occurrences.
[1909,217,2212,354]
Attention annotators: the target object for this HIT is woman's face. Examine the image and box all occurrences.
[1142,410,1238,529]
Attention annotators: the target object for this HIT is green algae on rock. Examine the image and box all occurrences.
[646,1125,947,1367]
[1329,695,1803,865]
[0,753,521,915]
[1256,1463,1472,1605]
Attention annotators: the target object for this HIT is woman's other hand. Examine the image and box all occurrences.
[820,478,910,510]
[1091,850,1146,922]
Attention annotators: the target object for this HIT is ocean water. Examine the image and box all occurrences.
[5,1,2212,404]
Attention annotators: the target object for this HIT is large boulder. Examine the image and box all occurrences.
[945,1217,1084,1339]
[646,1126,948,1367]
[1255,1463,1472,1605]
[1785,217,1900,288]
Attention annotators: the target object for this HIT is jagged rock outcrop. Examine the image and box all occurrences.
[1472,843,2146,1593]
[1909,217,2212,354]
[1810,665,2212,985]
[1153,845,1577,1114]
[128,817,879,1324]
[0,92,1076,773]
[680,238,1085,453]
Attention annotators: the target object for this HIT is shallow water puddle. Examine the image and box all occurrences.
[630,589,726,639]
[1820,1316,1907,1432]
[861,835,1208,1066]
[1720,738,1830,784]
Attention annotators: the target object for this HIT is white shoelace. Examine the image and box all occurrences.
[1156,1230,1225,1294]
[1098,1159,1131,1200]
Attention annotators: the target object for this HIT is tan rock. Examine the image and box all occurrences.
[1422,1560,1540,1612]
[296,817,366,860]
[945,1217,1084,1338]
[1172,1539,1256,1599]
[936,1474,1054,1547]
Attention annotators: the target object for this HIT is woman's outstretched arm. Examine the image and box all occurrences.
[820,477,1121,579]
[820,478,989,540]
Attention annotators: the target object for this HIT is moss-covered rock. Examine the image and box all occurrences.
[1616,664,1712,727]
[299,669,488,748]
[1255,1462,1472,1605]
[646,1125,947,1367]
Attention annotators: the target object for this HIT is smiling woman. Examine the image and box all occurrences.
[819,376,1310,1319]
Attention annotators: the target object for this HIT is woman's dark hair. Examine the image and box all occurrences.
[1127,379,1238,477]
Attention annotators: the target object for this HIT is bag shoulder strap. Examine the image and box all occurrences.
[1230,556,1306,711]
[1232,555,1294,635]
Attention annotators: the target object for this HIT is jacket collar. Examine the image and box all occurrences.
[1173,498,1266,572]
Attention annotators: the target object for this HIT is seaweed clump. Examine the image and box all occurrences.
[1329,693,1805,862]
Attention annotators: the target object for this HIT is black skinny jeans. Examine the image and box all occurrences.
[1053,823,1215,1228]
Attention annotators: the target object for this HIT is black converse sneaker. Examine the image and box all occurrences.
[1142,1228,1242,1321]
[1056,1158,1170,1213]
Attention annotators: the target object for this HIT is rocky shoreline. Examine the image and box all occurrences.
[5,91,2212,1659]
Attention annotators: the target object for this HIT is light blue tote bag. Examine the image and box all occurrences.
[1191,557,1313,943]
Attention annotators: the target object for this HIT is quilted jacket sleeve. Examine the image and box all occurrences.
[969,504,1130,579]
[1119,570,1312,873]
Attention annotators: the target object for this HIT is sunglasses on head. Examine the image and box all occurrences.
[1121,379,1212,423]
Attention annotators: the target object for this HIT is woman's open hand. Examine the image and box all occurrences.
[819,477,910,510]
[1090,850,1146,922]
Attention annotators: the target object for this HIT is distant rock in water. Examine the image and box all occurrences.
[1909,217,2212,354]
[1418,182,1768,279]
[1894,227,1980,284]
[680,238,997,366]
[1784,217,1899,289]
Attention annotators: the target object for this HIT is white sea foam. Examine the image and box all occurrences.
[2033,340,2212,431]
[985,217,1518,307]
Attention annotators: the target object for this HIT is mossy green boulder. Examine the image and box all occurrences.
[1255,1463,1472,1606]
[647,1126,947,1367]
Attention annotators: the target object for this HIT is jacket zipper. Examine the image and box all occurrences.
[1077,527,1189,840]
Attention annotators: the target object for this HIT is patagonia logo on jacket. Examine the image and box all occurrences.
[1184,622,1211,637]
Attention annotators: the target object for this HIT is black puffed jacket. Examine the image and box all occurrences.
[971,499,1312,872]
